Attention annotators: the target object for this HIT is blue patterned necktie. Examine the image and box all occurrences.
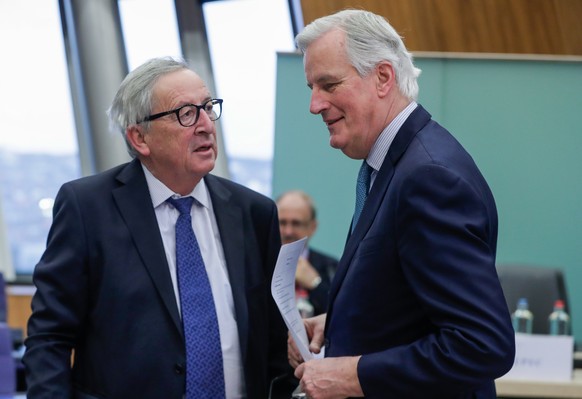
[352,161,373,232]
[167,197,225,399]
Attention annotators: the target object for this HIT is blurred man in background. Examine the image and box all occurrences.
[276,190,338,317]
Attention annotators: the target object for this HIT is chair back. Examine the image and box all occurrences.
[497,264,570,334]
[0,322,16,395]
[0,273,6,322]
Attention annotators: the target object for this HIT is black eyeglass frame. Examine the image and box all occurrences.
[139,98,223,127]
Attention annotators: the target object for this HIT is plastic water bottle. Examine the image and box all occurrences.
[512,298,533,334]
[548,299,570,336]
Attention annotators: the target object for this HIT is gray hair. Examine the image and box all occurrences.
[107,57,190,158]
[295,9,421,101]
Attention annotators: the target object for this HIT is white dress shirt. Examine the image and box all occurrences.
[142,165,245,399]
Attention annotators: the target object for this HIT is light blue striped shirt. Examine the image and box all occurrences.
[366,101,418,190]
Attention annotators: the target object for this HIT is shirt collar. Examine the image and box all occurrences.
[367,101,418,172]
[141,163,210,209]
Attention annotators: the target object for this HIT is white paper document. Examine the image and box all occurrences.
[270,237,315,361]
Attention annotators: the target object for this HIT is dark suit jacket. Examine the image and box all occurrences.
[306,248,338,316]
[23,159,289,399]
[324,105,515,398]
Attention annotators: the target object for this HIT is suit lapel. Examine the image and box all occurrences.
[204,175,249,361]
[112,160,183,335]
[326,105,433,323]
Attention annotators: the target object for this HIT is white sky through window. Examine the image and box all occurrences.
[0,0,77,155]
[118,0,182,70]
[203,0,295,160]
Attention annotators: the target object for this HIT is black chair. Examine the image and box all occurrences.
[497,264,570,335]
[0,273,26,393]
[0,273,6,323]
[0,322,16,396]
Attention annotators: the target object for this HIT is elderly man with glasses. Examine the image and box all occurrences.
[23,57,290,399]
[276,190,338,317]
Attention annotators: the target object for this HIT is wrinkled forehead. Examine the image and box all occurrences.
[304,29,347,62]
[304,30,352,82]
[153,69,210,106]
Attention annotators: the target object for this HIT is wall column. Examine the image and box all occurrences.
[174,0,229,178]
[60,0,130,175]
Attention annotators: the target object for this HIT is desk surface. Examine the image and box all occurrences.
[496,369,582,398]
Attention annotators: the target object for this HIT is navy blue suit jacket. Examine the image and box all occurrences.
[23,159,289,399]
[324,105,515,398]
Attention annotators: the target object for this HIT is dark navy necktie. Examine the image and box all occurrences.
[167,197,225,399]
[352,161,373,232]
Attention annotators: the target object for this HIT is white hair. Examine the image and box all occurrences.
[296,9,421,100]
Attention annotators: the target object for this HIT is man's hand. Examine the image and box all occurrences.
[295,257,321,290]
[295,356,364,399]
[288,314,326,368]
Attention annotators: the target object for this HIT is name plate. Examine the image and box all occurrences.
[499,333,574,382]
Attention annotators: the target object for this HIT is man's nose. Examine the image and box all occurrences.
[280,223,294,236]
[309,89,328,115]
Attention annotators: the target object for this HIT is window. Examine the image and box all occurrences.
[202,0,296,195]
[0,0,297,281]
[0,0,80,280]
[118,0,182,70]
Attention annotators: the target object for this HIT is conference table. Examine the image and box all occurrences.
[496,368,582,398]
[5,376,582,398]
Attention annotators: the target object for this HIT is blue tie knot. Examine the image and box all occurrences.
[167,197,194,215]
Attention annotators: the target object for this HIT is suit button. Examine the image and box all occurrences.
[174,363,185,374]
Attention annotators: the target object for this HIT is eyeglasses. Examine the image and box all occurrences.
[140,98,223,127]
[279,219,312,229]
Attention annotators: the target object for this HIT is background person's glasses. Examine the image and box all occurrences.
[140,98,223,127]
[279,219,312,229]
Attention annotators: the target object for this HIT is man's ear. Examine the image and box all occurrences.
[376,61,395,97]
[126,124,150,157]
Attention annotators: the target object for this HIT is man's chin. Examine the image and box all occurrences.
[329,135,344,150]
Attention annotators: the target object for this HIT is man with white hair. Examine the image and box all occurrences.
[287,10,515,399]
